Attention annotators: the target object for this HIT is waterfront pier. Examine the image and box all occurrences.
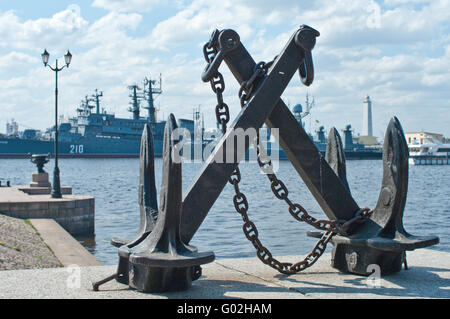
[0,249,448,299]
[0,186,95,236]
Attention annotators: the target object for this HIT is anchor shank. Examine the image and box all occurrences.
[265,102,359,221]
[222,33,359,221]
[180,30,306,243]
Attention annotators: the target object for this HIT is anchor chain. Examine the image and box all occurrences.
[239,61,374,235]
[203,38,372,275]
[203,30,230,133]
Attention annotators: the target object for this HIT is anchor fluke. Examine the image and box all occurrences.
[325,127,350,193]
[93,116,214,292]
[330,117,439,275]
[111,123,158,248]
[128,114,214,292]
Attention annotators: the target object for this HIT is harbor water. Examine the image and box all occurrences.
[1,158,449,265]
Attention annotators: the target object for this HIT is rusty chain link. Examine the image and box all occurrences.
[204,37,373,275]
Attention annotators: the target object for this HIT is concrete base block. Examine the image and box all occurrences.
[19,186,72,196]
[0,187,93,236]
[32,172,49,183]
[30,173,52,188]
[30,182,52,188]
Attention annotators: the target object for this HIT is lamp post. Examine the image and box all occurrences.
[41,49,72,199]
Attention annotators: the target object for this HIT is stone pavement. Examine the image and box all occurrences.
[0,249,448,299]
[0,215,61,270]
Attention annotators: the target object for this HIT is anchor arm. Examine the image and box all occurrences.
[180,27,309,244]
[221,27,360,222]
[265,102,359,221]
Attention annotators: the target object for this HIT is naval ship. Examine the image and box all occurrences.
[0,76,196,158]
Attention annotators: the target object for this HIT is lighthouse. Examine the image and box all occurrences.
[363,95,373,137]
[359,95,377,146]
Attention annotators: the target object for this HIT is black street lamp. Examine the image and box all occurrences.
[41,49,72,199]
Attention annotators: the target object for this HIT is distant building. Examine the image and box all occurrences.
[358,135,378,146]
[358,95,377,146]
[362,95,373,137]
[405,132,444,145]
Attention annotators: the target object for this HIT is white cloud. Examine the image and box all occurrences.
[92,0,161,13]
[81,11,142,45]
[383,0,430,6]
[146,0,305,48]
[0,6,88,51]
[0,52,39,72]
[0,1,449,138]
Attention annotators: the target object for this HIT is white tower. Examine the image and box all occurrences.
[363,95,373,137]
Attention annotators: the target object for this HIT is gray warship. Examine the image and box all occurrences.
[0,76,196,158]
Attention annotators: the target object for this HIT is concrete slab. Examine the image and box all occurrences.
[216,249,450,299]
[0,187,95,236]
[0,249,448,299]
[29,219,101,267]
[0,187,88,203]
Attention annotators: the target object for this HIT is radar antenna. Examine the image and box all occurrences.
[128,84,143,120]
[91,89,104,114]
[142,74,162,123]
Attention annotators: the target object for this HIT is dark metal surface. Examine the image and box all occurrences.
[181,26,324,244]
[220,26,359,223]
[295,26,320,86]
[325,128,350,193]
[202,29,240,83]
[199,26,340,275]
[328,117,439,275]
[42,56,70,199]
[93,116,214,292]
[95,25,440,292]
[186,26,438,277]
[111,124,158,248]
[30,154,50,174]
[308,118,439,275]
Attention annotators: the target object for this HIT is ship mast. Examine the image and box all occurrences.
[142,74,162,123]
[193,105,203,141]
[128,84,143,120]
[305,93,315,134]
[91,89,103,114]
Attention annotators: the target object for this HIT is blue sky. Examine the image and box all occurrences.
[0,0,449,139]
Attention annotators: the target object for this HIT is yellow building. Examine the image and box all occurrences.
[405,132,444,145]
[358,135,378,146]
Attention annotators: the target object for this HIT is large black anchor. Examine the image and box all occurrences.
[94,24,439,293]
[93,116,214,292]
[316,118,439,275]
[180,25,439,277]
